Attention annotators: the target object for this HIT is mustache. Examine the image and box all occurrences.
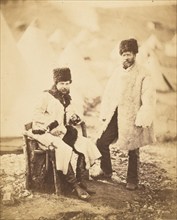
[123,59,134,64]
[124,59,130,63]
[60,88,70,93]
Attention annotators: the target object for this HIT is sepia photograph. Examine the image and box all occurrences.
[0,0,176,219]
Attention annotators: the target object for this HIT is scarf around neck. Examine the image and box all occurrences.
[46,85,72,108]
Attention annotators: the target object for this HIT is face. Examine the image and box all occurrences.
[56,81,71,94]
[121,51,136,69]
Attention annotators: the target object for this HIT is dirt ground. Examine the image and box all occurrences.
[0,140,176,220]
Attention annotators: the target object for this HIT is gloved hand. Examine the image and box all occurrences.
[32,120,59,134]
[69,114,81,126]
[46,120,59,132]
[135,109,153,128]
[32,129,46,135]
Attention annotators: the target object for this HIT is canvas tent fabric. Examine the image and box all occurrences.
[17,20,57,91]
[137,37,172,92]
[165,34,177,57]
[1,13,32,137]
[48,29,66,55]
[57,41,102,102]
[137,48,169,92]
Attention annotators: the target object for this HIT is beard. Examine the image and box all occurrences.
[123,59,135,69]
[59,88,70,95]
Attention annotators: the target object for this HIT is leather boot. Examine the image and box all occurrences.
[76,154,96,195]
[65,162,90,200]
[126,148,139,190]
[65,163,78,189]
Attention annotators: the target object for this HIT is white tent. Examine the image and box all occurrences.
[141,34,163,51]
[57,41,102,104]
[138,50,170,92]
[0,13,33,137]
[165,34,177,57]
[48,29,67,56]
[137,35,171,92]
[17,20,57,92]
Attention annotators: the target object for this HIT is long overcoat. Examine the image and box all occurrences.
[99,62,156,151]
[30,91,101,174]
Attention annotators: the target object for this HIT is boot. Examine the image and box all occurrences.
[76,154,96,195]
[126,149,139,190]
[65,162,90,200]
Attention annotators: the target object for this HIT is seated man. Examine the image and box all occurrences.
[30,67,101,200]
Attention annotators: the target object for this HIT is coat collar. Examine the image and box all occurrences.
[122,62,137,72]
[47,85,71,108]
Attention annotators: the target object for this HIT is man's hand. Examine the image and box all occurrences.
[135,116,152,128]
[32,129,46,135]
[69,114,81,126]
[47,120,59,132]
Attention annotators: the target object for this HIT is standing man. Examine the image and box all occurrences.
[31,67,101,200]
[93,38,156,190]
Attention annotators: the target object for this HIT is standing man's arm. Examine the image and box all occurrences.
[135,75,156,128]
[100,72,118,122]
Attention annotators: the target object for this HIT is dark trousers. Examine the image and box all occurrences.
[96,108,139,184]
[127,149,139,184]
[97,109,118,174]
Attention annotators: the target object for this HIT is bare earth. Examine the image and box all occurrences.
[0,138,176,220]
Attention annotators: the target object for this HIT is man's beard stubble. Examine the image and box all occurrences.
[60,88,70,95]
[123,59,135,69]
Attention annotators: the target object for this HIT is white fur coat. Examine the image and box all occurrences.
[99,62,156,150]
[31,91,101,174]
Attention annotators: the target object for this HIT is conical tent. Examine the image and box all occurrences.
[142,34,163,50]
[57,41,102,103]
[17,20,57,92]
[137,42,171,92]
[165,34,177,57]
[0,13,31,137]
[48,29,67,55]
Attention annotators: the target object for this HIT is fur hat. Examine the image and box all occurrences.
[53,67,72,84]
[119,38,138,55]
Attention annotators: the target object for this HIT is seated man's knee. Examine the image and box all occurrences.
[63,125,78,147]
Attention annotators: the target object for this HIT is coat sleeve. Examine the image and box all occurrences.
[135,75,156,128]
[32,92,51,130]
[99,82,111,121]
[100,72,118,121]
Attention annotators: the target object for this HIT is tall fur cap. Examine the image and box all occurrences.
[53,67,72,84]
[119,38,138,55]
